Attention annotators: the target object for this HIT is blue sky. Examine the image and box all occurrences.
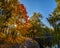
[19,0,56,27]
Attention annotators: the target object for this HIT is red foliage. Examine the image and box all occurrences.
[16,4,30,34]
[17,4,29,25]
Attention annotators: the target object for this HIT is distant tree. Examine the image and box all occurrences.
[27,12,44,38]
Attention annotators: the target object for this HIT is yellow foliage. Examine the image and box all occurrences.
[0,33,6,39]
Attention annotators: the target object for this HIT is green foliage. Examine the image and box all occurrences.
[47,0,60,45]
[26,12,44,38]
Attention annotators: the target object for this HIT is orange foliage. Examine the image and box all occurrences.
[16,4,30,34]
[5,35,13,43]
[17,4,29,23]
[14,36,25,44]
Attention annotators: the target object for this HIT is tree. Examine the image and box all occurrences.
[27,12,44,38]
[0,0,30,44]
[47,0,60,46]
[16,4,30,36]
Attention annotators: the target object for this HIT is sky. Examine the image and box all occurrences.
[19,0,56,27]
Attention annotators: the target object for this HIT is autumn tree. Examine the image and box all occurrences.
[16,4,30,36]
[0,0,30,44]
